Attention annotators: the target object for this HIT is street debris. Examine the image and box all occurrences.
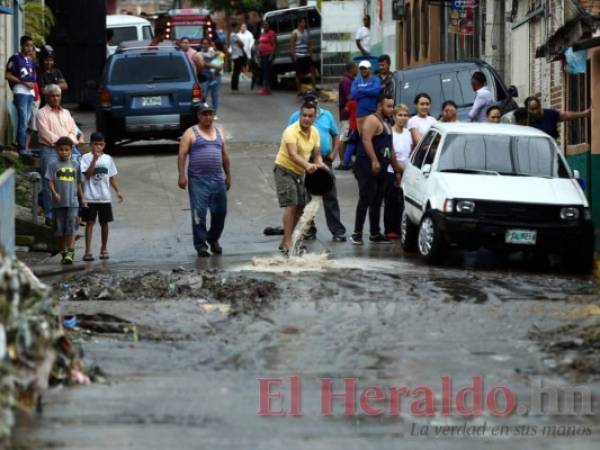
[529,316,600,379]
[0,253,94,443]
[59,269,281,319]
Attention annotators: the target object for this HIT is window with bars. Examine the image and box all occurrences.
[406,4,412,63]
[423,0,429,58]
[567,66,591,146]
[414,1,420,61]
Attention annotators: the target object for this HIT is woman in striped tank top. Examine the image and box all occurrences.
[178,102,232,257]
[290,17,317,95]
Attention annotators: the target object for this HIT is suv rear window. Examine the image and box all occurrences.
[110,54,191,85]
[438,134,570,178]
[111,27,138,46]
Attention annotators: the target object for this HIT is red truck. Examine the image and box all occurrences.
[161,8,214,47]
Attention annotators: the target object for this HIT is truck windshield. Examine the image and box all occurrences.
[111,27,137,46]
[110,55,190,85]
[173,25,204,40]
[438,134,570,179]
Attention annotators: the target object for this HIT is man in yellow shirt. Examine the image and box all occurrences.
[274,102,326,254]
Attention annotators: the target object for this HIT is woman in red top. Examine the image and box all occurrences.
[256,21,277,96]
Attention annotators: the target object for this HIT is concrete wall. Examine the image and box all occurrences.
[366,0,398,66]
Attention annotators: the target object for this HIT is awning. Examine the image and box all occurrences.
[535,14,600,58]
[573,35,600,51]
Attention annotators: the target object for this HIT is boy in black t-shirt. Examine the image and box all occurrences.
[45,136,84,264]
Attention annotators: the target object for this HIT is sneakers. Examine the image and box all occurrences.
[197,249,210,258]
[332,235,347,242]
[209,241,223,255]
[335,163,352,171]
[61,249,74,265]
[303,232,317,241]
[350,233,364,245]
[369,234,392,244]
[385,232,401,240]
[197,241,222,257]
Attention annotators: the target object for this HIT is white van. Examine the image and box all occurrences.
[106,15,153,56]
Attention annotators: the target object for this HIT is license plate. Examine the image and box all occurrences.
[142,96,161,107]
[505,229,537,245]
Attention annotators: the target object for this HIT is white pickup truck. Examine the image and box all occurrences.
[400,123,593,271]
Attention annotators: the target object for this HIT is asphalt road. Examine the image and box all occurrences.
[12,80,600,449]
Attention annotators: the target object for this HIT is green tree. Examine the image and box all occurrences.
[24,0,55,46]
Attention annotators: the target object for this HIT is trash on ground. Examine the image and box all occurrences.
[0,252,95,442]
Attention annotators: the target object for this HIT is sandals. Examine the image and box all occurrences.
[83,254,95,262]
[99,251,110,260]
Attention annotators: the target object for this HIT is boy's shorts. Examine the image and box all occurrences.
[53,207,79,237]
[81,203,114,224]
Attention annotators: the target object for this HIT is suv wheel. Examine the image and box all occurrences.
[417,212,446,263]
[400,211,418,252]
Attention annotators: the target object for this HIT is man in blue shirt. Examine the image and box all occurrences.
[350,60,381,134]
[5,36,37,156]
[525,96,591,139]
[287,91,346,241]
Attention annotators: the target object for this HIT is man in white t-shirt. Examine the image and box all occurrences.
[468,71,493,123]
[355,15,371,56]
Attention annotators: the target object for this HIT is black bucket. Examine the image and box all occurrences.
[305,167,334,196]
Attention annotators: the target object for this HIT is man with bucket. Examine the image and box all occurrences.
[274,102,328,255]
[287,91,347,242]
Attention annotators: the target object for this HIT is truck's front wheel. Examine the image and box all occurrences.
[417,212,447,264]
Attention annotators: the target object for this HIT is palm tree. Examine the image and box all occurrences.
[24,0,55,47]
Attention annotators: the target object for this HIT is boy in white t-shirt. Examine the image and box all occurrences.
[80,132,124,261]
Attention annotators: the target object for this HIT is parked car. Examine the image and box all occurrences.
[264,5,321,83]
[107,15,154,56]
[392,60,518,121]
[95,45,202,152]
[400,123,593,271]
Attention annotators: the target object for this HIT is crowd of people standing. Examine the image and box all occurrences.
[6,11,592,261]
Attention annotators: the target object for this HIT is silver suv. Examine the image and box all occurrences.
[264,6,321,82]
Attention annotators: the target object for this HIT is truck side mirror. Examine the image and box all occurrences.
[508,85,519,98]
[573,169,581,179]
[422,164,432,176]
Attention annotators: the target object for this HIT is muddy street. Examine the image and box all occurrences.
[12,85,600,449]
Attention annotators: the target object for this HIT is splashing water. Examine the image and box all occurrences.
[249,197,324,271]
[290,198,321,257]
[251,252,330,272]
